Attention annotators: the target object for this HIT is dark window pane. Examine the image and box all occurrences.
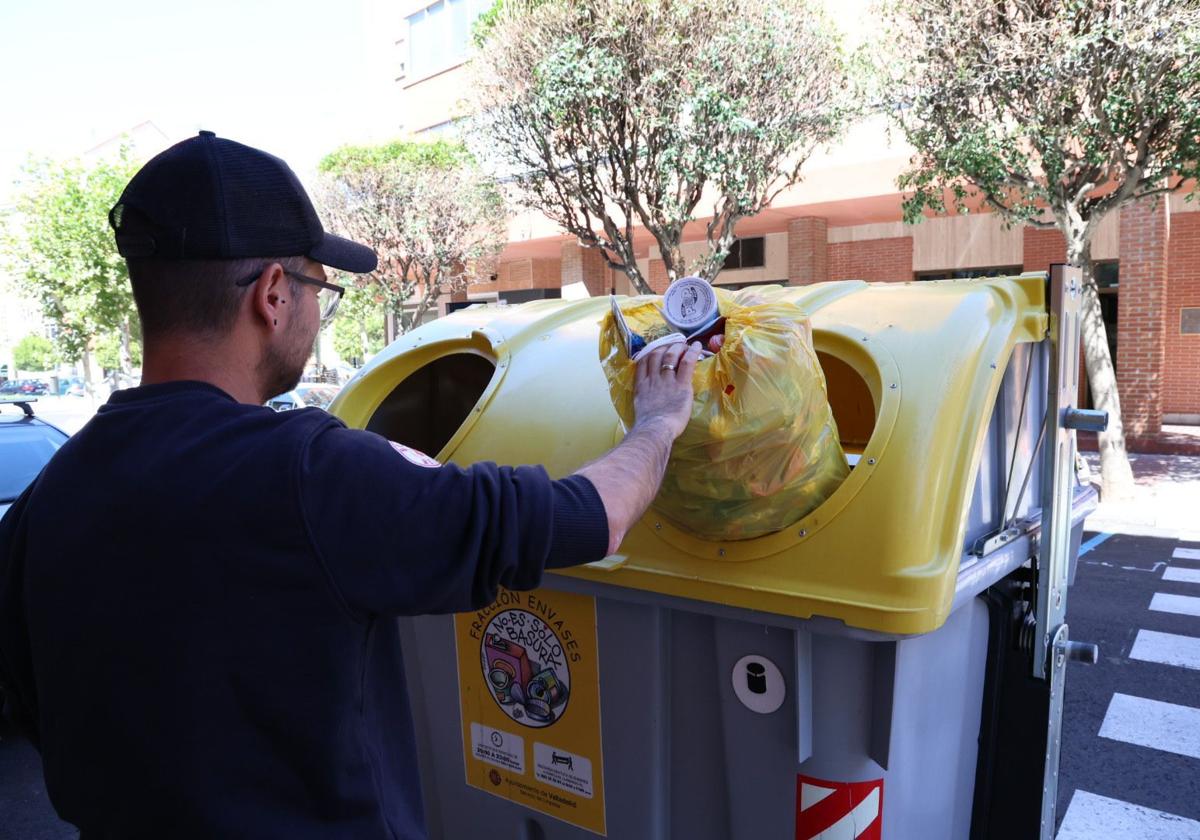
[740,237,765,268]
[722,237,766,270]
[1094,262,1119,288]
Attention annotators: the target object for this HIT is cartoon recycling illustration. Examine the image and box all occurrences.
[481,610,570,727]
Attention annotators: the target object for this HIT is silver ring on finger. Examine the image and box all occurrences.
[661,364,676,372]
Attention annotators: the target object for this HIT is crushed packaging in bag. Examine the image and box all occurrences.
[600,283,849,541]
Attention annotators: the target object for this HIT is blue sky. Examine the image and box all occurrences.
[0,0,398,195]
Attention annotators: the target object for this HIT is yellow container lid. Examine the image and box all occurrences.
[331,275,1049,635]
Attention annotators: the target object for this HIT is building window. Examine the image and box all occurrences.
[417,119,459,138]
[1181,308,1200,336]
[915,266,1021,281]
[722,237,766,270]
[1093,261,1119,289]
[407,0,494,81]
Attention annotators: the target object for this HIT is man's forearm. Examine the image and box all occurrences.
[574,419,676,555]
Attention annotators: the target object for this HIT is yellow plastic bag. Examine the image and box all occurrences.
[599,287,849,541]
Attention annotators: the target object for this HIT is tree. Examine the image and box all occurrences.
[12,334,57,373]
[468,0,851,293]
[331,285,387,367]
[316,139,507,337]
[3,148,142,392]
[880,0,1200,499]
[95,329,143,374]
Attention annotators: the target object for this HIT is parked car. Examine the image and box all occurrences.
[266,383,341,412]
[57,377,86,397]
[0,380,22,396]
[0,398,69,520]
[19,380,49,396]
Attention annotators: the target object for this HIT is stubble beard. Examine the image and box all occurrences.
[259,317,317,401]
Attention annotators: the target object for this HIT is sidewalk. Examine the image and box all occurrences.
[1081,452,1200,542]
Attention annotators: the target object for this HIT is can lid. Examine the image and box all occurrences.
[663,276,719,332]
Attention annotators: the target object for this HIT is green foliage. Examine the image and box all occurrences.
[468,0,853,290]
[94,331,142,371]
[12,334,57,372]
[4,147,141,369]
[878,0,1200,497]
[316,138,508,336]
[472,0,548,47]
[330,285,386,365]
[883,0,1200,249]
[319,138,471,177]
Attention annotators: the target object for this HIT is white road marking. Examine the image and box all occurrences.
[1099,693,1200,760]
[1130,629,1200,671]
[1150,593,1200,617]
[1174,547,1200,561]
[1084,559,1167,574]
[1164,567,1200,584]
[1057,790,1200,840]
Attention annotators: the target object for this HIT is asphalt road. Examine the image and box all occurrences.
[1055,532,1200,837]
[1,531,1197,838]
[0,721,75,839]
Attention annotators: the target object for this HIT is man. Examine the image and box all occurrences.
[0,131,702,839]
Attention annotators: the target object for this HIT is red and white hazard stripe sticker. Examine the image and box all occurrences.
[795,774,883,840]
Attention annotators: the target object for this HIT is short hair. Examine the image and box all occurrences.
[127,256,305,339]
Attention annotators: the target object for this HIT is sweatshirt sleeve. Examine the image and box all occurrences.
[297,423,609,617]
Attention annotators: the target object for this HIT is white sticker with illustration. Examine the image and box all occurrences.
[533,742,593,798]
[469,723,525,774]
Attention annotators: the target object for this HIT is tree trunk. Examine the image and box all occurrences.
[119,318,133,380]
[1073,240,1136,500]
[619,265,657,298]
[622,263,652,296]
[81,350,95,400]
[662,243,685,287]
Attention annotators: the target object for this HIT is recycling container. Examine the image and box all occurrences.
[331,272,1095,839]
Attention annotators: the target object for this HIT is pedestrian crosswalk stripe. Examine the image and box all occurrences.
[1150,593,1200,618]
[1175,547,1200,561]
[1056,790,1200,840]
[1130,629,1200,671]
[1164,567,1200,584]
[1099,693,1200,761]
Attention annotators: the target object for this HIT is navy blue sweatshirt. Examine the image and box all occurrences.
[0,381,608,839]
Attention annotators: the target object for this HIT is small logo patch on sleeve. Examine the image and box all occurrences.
[389,441,441,468]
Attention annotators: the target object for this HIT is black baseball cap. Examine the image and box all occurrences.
[109,130,377,273]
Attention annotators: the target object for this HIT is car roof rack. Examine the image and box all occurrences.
[0,397,36,417]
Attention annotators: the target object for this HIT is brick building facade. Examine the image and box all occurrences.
[395,0,1200,450]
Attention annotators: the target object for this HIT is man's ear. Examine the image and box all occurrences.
[250,263,288,331]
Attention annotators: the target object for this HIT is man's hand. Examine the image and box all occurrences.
[574,341,703,555]
[632,341,704,439]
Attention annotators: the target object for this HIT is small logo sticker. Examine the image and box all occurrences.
[389,441,440,468]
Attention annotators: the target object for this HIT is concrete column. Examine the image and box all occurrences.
[788,217,828,285]
[560,242,609,296]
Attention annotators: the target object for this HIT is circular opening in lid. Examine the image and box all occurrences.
[365,353,496,458]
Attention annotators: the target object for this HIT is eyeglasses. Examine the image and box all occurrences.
[235,266,345,324]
